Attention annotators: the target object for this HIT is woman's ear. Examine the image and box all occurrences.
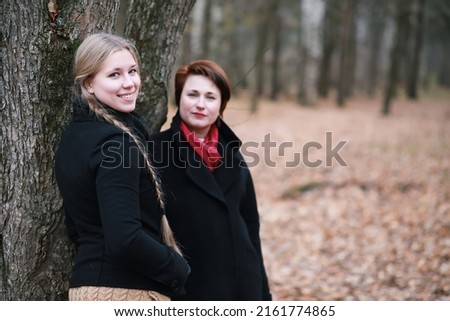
[83,80,94,94]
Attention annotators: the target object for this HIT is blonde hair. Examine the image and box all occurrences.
[73,33,181,254]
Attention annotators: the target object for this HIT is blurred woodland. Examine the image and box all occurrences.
[214,95,449,300]
[167,0,450,300]
[175,0,450,114]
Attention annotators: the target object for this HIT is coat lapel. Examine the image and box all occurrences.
[170,111,242,205]
[178,137,227,204]
[214,152,241,195]
[214,129,242,195]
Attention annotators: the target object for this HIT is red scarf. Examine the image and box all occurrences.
[180,121,222,172]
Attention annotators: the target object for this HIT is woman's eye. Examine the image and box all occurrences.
[207,96,216,100]
[109,72,120,78]
[130,69,138,75]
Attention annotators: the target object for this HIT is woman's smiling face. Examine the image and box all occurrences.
[87,49,140,113]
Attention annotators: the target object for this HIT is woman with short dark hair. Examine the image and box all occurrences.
[150,60,271,300]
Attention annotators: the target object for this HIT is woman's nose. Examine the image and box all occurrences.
[122,75,134,88]
[196,96,206,108]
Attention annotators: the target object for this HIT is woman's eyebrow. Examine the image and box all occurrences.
[105,64,138,73]
[186,89,218,95]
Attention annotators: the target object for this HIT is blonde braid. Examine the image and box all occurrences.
[91,104,182,255]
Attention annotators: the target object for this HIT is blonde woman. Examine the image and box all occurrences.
[55,33,189,301]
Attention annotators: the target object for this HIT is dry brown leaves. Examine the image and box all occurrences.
[222,94,450,300]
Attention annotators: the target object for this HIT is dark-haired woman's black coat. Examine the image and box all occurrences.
[150,112,271,301]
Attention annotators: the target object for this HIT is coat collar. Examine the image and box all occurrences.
[71,98,149,140]
[170,111,243,204]
[169,111,242,154]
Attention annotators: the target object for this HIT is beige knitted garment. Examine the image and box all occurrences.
[69,286,170,301]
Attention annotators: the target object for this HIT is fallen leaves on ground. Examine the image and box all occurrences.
[224,95,450,300]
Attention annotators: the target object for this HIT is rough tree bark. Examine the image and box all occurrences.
[1,0,120,301]
[1,0,195,300]
[124,0,196,133]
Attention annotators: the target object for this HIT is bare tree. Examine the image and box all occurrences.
[201,0,213,59]
[422,0,450,89]
[406,0,426,99]
[1,0,195,300]
[298,0,324,106]
[337,0,357,107]
[222,0,250,93]
[382,0,411,115]
[317,0,341,98]
[365,0,388,98]
[250,1,273,112]
[269,1,283,101]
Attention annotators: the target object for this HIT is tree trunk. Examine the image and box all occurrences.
[346,5,358,98]
[337,0,356,107]
[433,0,450,87]
[224,0,248,93]
[201,0,213,59]
[1,0,194,300]
[366,0,387,98]
[251,1,272,113]
[255,3,271,98]
[382,0,411,115]
[298,0,323,106]
[1,0,120,301]
[317,0,340,98]
[297,0,307,104]
[124,0,196,133]
[269,1,282,101]
[406,0,426,100]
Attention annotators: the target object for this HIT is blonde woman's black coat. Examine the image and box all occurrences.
[150,112,271,301]
[55,101,190,297]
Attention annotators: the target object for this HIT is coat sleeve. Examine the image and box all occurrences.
[239,167,272,301]
[64,209,79,245]
[93,131,189,290]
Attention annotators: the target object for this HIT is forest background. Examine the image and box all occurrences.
[169,0,450,300]
[1,0,449,300]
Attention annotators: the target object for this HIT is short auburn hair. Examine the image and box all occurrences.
[174,60,231,116]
